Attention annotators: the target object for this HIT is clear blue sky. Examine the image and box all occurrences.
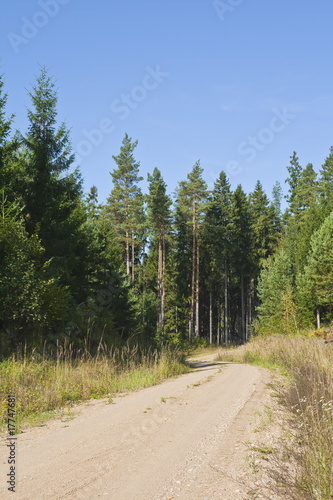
[1,0,333,204]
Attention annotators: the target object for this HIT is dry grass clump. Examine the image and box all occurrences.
[0,342,189,432]
[216,334,333,499]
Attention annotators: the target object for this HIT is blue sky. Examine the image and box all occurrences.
[1,0,333,205]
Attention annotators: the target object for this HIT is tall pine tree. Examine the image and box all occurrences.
[106,133,145,283]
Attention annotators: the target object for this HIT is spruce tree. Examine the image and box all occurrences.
[228,185,251,343]
[0,73,16,195]
[285,151,303,217]
[318,146,333,217]
[22,65,88,300]
[299,211,333,325]
[202,171,231,343]
[271,181,283,234]
[249,180,276,275]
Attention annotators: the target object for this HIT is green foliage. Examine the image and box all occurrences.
[318,145,333,217]
[299,211,333,316]
[0,344,189,432]
[105,133,145,280]
[0,194,70,350]
[249,180,277,274]
[285,151,302,216]
[2,61,333,352]
[257,249,298,335]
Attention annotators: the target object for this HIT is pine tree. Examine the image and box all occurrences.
[106,133,144,282]
[147,167,172,345]
[187,161,207,340]
[173,161,207,343]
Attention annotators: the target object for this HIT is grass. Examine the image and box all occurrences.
[0,342,189,434]
[216,334,333,499]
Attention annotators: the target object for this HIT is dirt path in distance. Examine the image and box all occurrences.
[0,354,279,499]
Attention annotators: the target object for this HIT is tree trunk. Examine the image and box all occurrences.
[175,305,178,336]
[142,244,146,325]
[190,194,196,344]
[217,301,220,345]
[131,230,135,283]
[224,260,228,344]
[126,230,130,276]
[157,234,162,331]
[248,280,252,340]
[317,307,320,329]
[195,230,200,338]
[161,223,166,347]
[209,289,213,344]
[241,272,245,344]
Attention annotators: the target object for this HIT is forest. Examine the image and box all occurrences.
[1,66,333,358]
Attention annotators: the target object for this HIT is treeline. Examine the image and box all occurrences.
[0,67,332,356]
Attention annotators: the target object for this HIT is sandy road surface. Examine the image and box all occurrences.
[1,356,273,499]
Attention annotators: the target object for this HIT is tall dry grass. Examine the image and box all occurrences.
[216,335,333,499]
[0,342,189,432]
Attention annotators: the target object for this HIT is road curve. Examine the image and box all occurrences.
[1,356,271,499]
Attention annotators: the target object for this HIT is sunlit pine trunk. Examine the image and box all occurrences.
[195,229,200,338]
[189,194,196,344]
[217,301,220,345]
[317,307,320,330]
[248,280,252,340]
[142,244,146,325]
[241,272,245,344]
[131,230,135,283]
[125,230,130,276]
[161,222,166,347]
[224,259,228,344]
[157,233,162,331]
[209,289,213,344]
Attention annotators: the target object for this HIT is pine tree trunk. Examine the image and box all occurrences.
[175,305,178,336]
[126,230,130,276]
[158,234,162,330]
[161,223,166,347]
[142,244,146,325]
[217,301,220,345]
[317,307,320,329]
[241,272,245,344]
[132,230,135,283]
[190,194,196,344]
[195,230,200,338]
[248,280,252,340]
[209,289,213,344]
[224,260,228,344]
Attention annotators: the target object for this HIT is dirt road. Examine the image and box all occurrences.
[1,356,274,499]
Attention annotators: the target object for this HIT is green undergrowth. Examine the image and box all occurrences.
[216,334,333,499]
[0,343,189,434]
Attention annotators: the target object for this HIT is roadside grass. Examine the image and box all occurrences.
[216,334,333,499]
[0,343,189,434]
